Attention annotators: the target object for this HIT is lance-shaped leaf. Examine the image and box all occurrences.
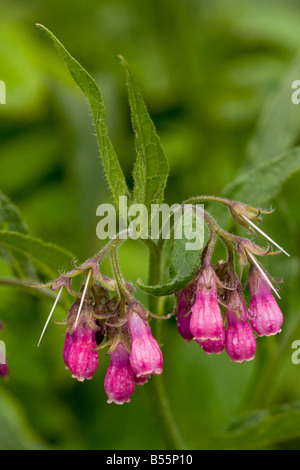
[36,24,130,220]
[223,146,300,206]
[120,56,169,211]
[0,231,73,278]
[137,208,205,296]
[0,191,28,234]
[0,191,36,278]
[245,53,300,169]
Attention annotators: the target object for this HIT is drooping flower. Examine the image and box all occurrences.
[225,290,256,363]
[176,284,194,343]
[248,265,283,337]
[190,267,225,341]
[104,342,135,405]
[128,311,163,378]
[63,302,99,382]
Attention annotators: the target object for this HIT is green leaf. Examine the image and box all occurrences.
[137,209,204,296]
[0,191,36,278]
[0,231,73,279]
[36,24,130,220]
[244,54,300,169]
[0,191,28,235]
[200,401,300,450]
[223,146,300,206]
[120,56,169,210]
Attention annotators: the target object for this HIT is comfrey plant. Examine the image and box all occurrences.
[25,25,290,407]
[36,196,287,405]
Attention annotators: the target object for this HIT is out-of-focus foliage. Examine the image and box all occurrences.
[1,0,300,450]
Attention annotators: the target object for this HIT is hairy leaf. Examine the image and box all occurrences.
[37,24,130,220]
[0,231,73,279]
[120,56,169,211]
[0,191,36,278]
[223,146,300,206]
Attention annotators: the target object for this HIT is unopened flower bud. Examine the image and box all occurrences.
[176,285,194,343]
[248,265,283,337]
[128,311,163,377]
[104,342,135,405]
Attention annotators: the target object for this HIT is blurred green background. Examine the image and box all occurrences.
[1,0,300,450]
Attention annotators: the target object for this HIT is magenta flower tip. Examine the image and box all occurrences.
[134,373,150,385]
[225,313,256,363]
[197,327,225,355]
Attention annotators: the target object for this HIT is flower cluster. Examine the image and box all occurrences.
[176,263,283,363]
[36,199,288,404]
[42,268,163,404]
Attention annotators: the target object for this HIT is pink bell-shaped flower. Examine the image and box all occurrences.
[190,267,225,341]
[63,303,99,382]
[225,291,256,363]
[248,265,283,337]
[128,311,163,378]
[104,342,135,405]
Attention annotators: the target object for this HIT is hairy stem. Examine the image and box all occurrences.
[184,195,232,208]
[110,245,130,302]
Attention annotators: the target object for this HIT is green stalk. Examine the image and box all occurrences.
[145,241,186,450]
